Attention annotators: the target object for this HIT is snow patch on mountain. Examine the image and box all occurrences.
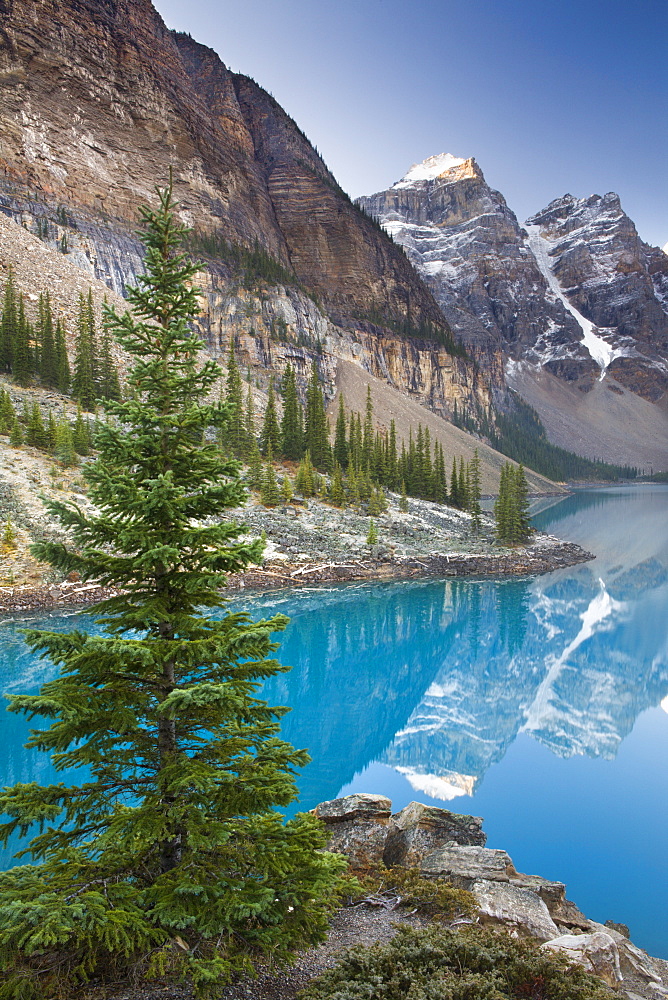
[392,152,467,189]
[524,224,627,376]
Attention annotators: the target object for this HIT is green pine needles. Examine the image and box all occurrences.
[0,177,345,999]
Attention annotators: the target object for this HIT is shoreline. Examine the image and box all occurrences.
[0,534,592,614]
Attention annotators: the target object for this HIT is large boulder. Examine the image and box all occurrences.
[472,879,560,942]
[588,922,662,984]
[510,872,591,930]
[383,801,486,868]
[420,845,513,885]
[542,932,623,989]
[314,794,392,870]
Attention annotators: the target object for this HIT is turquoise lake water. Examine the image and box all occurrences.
[1,485,667,956]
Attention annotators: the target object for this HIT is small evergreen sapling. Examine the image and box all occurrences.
[0,177,345,998]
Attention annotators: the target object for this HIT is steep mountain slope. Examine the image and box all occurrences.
[357,153,591,376]
[526,193,668,401]
[360,154,668,468]
[0,0,447,335]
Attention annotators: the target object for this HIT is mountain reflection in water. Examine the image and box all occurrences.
[1,486,667,955]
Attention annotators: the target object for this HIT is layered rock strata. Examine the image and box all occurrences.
[0,0,449,333]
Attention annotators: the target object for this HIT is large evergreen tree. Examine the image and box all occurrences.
[260,377,281,456]
[303,358,331,470]
[279,362,303,460]
[0,178,344,999]
[71,291,97,410]
[38,292,59,389]
[0,267,18,373]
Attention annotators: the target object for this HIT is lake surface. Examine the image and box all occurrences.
[1,486,667,956]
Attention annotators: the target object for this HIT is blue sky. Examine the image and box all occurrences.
[154,0,667,248]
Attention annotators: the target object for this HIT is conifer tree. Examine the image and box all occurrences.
[468,448,483,531]
[55,318,71,395]
[0,388,15,433]
[9,415,23,446]
[329,461,346,507]
[280,362,303,460]
[98,319,122,401]
[72,404,91,455]
[72,291,97,409]
[38,292,59,388]
[25,402,48,449]
[366,518,378,545]
[333,393,348,469]
[304,359,331,470]
[12,295,33,387]
[244,380,255,452]
[0,177,344,999]
[260,377,281,456]
[280,475,294,504]
[224,336,245,455]
[295,449,316,497]
[246,436,264,490]
[1,267,18,373]
[54,416,77,467]
[362,385,373,470]
[260,446,281,507]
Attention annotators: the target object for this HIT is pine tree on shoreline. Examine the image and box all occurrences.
[0,177,345,998]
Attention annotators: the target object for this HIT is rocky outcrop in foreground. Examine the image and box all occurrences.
[315,793,668,996]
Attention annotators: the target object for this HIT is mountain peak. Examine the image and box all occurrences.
[392,153,478,189]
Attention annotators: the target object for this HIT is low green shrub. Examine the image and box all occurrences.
[299,924,613,1000]
[344,867,475,921]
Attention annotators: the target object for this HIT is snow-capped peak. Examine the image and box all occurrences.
[392,152,467,189]
[662,241,668,255]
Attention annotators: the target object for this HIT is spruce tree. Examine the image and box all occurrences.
[9,415,22,446]
[98,320,122,401]
[328,461,346,507]
[224,336,245,456]
[25,402,48,449]
[280,362,303,460]
[260,447,281,507]
[54,416,77,467]
[0,177,344,999]
[260,377,281,456]
[304,359,331,471]
[468,448,483,532]
[12,295,33,387]
[1,266,18,373]
[244,380,255,453]
[333,393,348,469]
[72,291,97,410]
[55,318,71,395]
[38,292,59,388]
[0,388,16,433]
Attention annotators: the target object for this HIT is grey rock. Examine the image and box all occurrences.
[314,794,392,871]
[589,922,662,984]
[542,932,623,989]
[314,793,392,823]
[420,845,512,884]
[510,872,590,930]
[472,879,560,942]
[383,800,486,868]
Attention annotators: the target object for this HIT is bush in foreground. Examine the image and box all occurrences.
[299,924,612,1000]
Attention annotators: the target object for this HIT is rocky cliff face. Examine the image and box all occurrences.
[0,0,448,335]
[359,154,668,465]
[526,194,668,401]
[357,153,591,377]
